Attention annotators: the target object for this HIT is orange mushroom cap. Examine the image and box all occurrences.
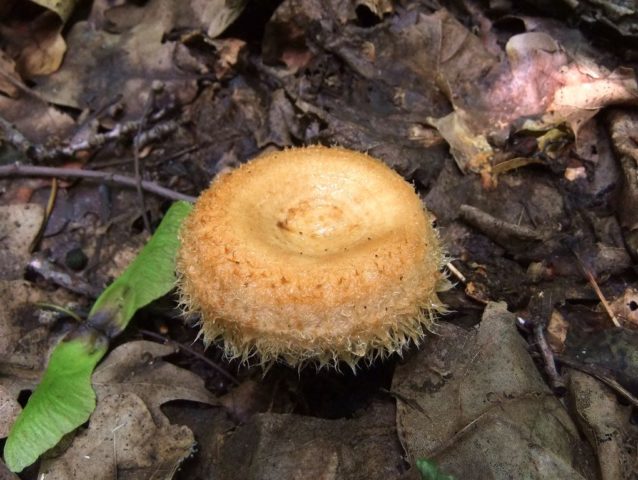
[177,146,446,368]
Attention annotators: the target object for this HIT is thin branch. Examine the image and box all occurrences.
[133,85,161,234]
[571,249,621,327]
[445,261,466,283]
[0,163,196,203]
[532,323,566,394]
[138,328,240,386]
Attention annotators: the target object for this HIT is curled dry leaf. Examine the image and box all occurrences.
[354,0,393,19]
[30,0,78,23]
[425,11,638,177]
[34,0,250,119]
[0,11,67,78]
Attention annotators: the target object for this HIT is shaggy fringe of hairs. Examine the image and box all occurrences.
[175,238,451,372]
[179,295,448,373]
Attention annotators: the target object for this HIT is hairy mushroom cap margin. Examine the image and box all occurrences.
[177,146,446,369]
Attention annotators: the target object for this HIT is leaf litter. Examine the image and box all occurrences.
[38,341,217,480]
[1,0,638,479]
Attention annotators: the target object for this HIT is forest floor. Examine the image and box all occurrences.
[1,0,638,479]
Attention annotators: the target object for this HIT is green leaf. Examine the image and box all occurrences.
[416,458,456,480]
[3,201,192,472]
[88,200,192,334]
[3,333,108,472]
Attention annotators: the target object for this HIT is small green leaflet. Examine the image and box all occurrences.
[89,200,193,334]
[416,458,456,480]
[3,335,107,472]
[3,201,192,472]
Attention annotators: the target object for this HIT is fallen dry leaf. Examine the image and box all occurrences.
[92,340,218,424]
[569,370,634,480]
[610,288,638,329]
[0,280,76,372]
[0,385,21,438]
[607,110,638,259]
[34,0,249,118]
[0,204,44,281]
[355,0,393,19]
[214,402,403,480]
[39,393,196,480]
[0,51,20,97]
[0,93,75,146]
[0,11,66,77]
[38,340,217,478]
[188,0,248,38]
[547,309,569,352]
[393,302,594,478]
[30,0,79,23]
[423,12,638,177]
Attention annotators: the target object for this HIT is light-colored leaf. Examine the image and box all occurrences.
[30,0,78,23]
[0,204,44,281]
[93,340,218,423]
[39,393,195,480]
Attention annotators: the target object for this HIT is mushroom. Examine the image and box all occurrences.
[177,146,446,368]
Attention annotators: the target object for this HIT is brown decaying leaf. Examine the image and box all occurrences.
[0,204,44,281]
[547,309,569,353]
[0,91,75,146]
[0,51,20,97]
[39,393,196,480]
[393,302,594,478]
[568,370,634,480]
[423,10,638,176]
[0,279,79,409]
[92,340,218,424]
[30,0,78,24]
[34,0,196,117]
[0,11,66,77]
[33,0,250,119]
[214,403,404,480]
[39,340,217,478]
[610,288,638,329]
[0,385,21,438]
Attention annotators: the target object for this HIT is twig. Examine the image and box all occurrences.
[0,115,42,157]
[532,323,566,394]
[0,163,196,202]
[133,82,166,233]
[28,254,102,298]
[138,328,240,386]
[445,261,466,283]
[0,113,177,162]
[571,250,621,327]
[40,120,141,160]
[29,177,58,253]
[459,204,547,246]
